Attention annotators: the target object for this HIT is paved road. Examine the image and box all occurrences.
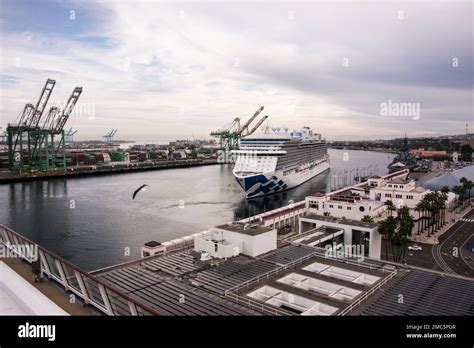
[434,208,474,277]
[381,208,474,278]
[381,240,438,270]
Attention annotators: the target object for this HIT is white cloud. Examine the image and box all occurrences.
[0,0,472,141]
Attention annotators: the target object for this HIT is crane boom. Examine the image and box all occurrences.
[27,79,56,128]
[53,87,82,134]
[17,103,35,127]
[12,104,35,154]
[239,106,264,135]
[42,107,60,130]
[248,115,268,135]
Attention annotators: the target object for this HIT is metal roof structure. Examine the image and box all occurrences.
[98,263,260,315]
[93,244,474,316]
[361,270,474,316]
[192,257,278,294]
[261,244,318,265]
[140,251,203,277]
[422,165,474,191]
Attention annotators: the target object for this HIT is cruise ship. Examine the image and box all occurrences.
[232,127,330,198]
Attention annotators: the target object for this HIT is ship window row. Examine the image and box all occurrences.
[277,155,327,167]
[278,150,327,160]
[283,149,326,156]
[283,149,327,156]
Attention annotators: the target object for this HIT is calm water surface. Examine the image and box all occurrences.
[0,149,394,270]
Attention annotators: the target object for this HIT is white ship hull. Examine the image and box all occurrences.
[234,160,330,199]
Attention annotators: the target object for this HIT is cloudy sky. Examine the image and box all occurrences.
[0,0,472,141]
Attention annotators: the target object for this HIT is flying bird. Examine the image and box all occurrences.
[132,184,149,200]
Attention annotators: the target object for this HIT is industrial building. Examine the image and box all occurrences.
[423,165,474,193]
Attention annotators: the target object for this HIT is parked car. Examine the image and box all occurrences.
[408,245,422,251]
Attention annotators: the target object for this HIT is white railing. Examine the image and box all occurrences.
[337,268,398,316]
[0,224,161,316]
[284,227,327,243]
[225,248,393,296]
[225,292,293,316]
[223,245,397,316]
[224,251,319,295]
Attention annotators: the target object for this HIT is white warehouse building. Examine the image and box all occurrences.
[193,223,277,259]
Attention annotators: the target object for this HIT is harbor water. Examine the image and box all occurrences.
[0,149,395,270]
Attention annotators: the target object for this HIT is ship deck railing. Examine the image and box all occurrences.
[0,224,161,316]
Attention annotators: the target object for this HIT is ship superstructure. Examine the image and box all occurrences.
[233,127,330,198]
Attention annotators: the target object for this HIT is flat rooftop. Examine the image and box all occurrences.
[95,244,395,316]
[96,255,261,316]
[290,227,343,246]
[359,269,474,316]
[215,223,274,236]
[12,226,469,317]
[388,178,411,184]
[302,213,378,229]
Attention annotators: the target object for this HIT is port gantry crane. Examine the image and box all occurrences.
[7,79,82,173]
[0,127,6,143]
[64,128,78,143]
[210,106,268,153]
[102,129,117,143]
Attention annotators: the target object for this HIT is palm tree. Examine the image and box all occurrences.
[397,206,415,262]
[435,192,445,229]
[418,195,431,234]
[415,202,423,235]
[385,200,396,217]
[422,192,437,236]
[453,185,466,208]
[460,177,472,205]
[390,231,403,263]
[387,216,398,261]
[378,216,397,261]
[378,219,389,259]
[361,215,374,223]
[440,186,450,225]
[430,192,442,234]
[463,180,473,204]
[436,191,448,227]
